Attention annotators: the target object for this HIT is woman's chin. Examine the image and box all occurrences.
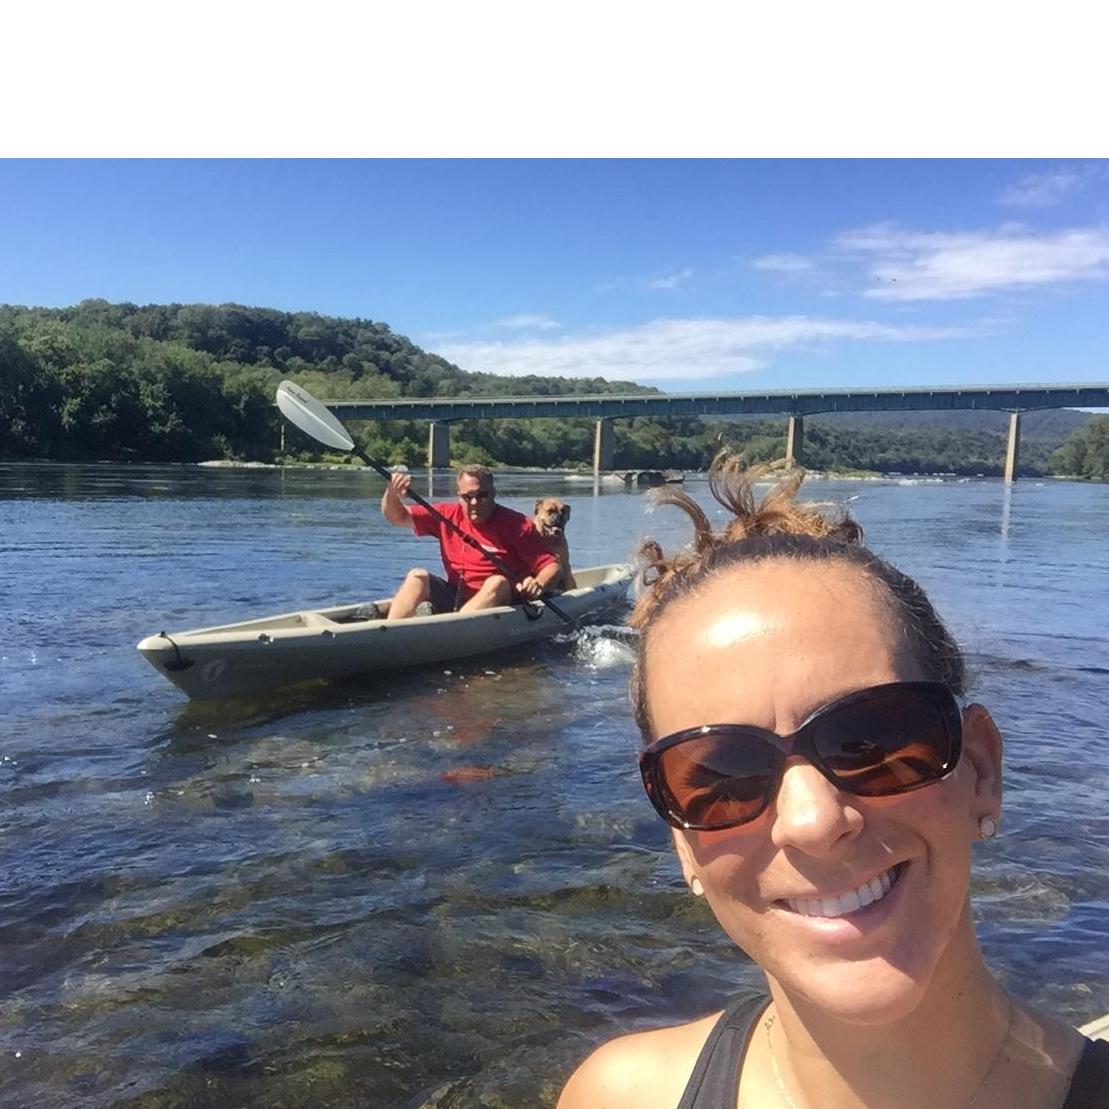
[769,962,929,1027]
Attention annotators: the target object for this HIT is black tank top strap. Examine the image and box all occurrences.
[677,999,1108,1109]
[1062,1037,1109,1109]
[677,991,769,1109]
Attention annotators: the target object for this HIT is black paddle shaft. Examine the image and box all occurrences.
[361,448,575,626]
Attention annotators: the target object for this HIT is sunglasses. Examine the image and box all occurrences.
[459,490,491,502]
[639,681,962,831]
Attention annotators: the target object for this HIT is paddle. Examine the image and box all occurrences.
[275,380,575,626]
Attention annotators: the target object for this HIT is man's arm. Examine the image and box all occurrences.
[514,559,564,601]
[513,520,562,600]
[382,472,415,528]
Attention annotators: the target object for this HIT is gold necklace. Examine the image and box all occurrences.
[965,997,1014,1109]
[763,1010,800,1109]
[762,999,1014,1109]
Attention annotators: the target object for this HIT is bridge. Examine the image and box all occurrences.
[317,383,1109,482]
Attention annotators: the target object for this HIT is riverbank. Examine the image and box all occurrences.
[197,459,1052,484]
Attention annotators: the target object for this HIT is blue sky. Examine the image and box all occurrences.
[1,158,1107,393]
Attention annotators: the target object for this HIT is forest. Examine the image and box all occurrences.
[1,299,1104,479]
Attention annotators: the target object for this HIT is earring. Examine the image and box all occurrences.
[690,877,704,897]
[979,816,999,840]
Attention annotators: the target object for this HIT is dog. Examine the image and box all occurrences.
[533,497,576,591]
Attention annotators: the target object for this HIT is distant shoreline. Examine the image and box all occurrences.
[0,457,1091,482]
[185,460,1085,482]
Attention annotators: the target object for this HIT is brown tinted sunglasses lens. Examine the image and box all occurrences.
[655,733,778,827]
[810,690,956,795]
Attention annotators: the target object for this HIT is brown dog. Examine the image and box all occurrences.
[533,497,576,591]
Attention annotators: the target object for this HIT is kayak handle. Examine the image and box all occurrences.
[158,631,195,672]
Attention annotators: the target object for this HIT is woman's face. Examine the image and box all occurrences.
[642,559,997,1024]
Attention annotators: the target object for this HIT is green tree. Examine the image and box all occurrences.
[0,325,61,455]
[1051,415,1109,481]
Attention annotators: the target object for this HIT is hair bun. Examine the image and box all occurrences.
[628,453,966,736]
[630,453,863,628]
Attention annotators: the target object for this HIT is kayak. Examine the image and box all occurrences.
[136,562,634,701]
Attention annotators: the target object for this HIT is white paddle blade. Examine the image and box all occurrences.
[275,380,355,451]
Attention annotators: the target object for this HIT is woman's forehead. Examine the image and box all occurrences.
[641,561,913,731]
[645,559,898,665]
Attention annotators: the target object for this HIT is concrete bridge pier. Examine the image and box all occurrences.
[593,418,615,477]
[428,421,451,469]
[1004,411,1021,484]
[786,415,804,467]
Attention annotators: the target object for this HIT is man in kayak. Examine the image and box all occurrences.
[378,464,564,620]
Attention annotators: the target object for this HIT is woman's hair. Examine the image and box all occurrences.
[629,454,966,742]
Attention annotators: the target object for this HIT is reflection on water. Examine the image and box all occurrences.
[0,463,1107,1107]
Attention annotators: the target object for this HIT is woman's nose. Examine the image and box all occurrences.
[769,757,864,855]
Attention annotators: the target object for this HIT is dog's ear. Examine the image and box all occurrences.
[534,498,545,514]
[563,504,571,521]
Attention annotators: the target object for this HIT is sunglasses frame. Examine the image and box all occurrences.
[639,680,963,831]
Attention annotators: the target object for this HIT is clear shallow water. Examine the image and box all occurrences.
[1,463,1107,1107]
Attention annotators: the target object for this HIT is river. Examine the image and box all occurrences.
[1,463,1107,1107]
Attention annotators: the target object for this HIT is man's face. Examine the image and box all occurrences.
[457,473,495,523]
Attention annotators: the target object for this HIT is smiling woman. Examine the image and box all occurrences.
[557,456,1109,1109]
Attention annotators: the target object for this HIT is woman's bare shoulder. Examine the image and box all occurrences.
[1012,1002,1087,1064]
[990,1001,1091,1108]
[556,1012,722,1109]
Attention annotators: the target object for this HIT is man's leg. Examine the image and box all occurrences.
[458,574,513,611]
[386,567,434,620]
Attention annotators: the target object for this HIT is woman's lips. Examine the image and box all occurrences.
[781,863,903,919]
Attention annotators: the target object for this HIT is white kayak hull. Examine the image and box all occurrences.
[137,563,633,701]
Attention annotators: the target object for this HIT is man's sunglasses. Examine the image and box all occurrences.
[639,681,962,831]
[459,490,491,501]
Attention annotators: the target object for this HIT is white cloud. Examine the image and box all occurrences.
[593,267,694,293]
[645,267,694,290]
[750,252,815,273]
[436,315,976,383]
[835,223,1109,301]
[492,313,560,330]
[998,165,1103,208]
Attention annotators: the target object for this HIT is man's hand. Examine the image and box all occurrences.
[515,575,544,601]
[382,471,415,527]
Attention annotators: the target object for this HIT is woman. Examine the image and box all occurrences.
[558,457,1107,1109]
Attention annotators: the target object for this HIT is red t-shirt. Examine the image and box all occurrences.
[410,502,558,594]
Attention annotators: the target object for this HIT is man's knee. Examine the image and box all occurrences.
[480,574,512,602]
[403,567,432,595]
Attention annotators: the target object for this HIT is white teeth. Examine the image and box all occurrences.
[786,866,900,919]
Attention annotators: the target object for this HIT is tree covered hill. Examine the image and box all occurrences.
[807,408,1090,437]
[0,299,652,462]
[0,299,1102,477]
